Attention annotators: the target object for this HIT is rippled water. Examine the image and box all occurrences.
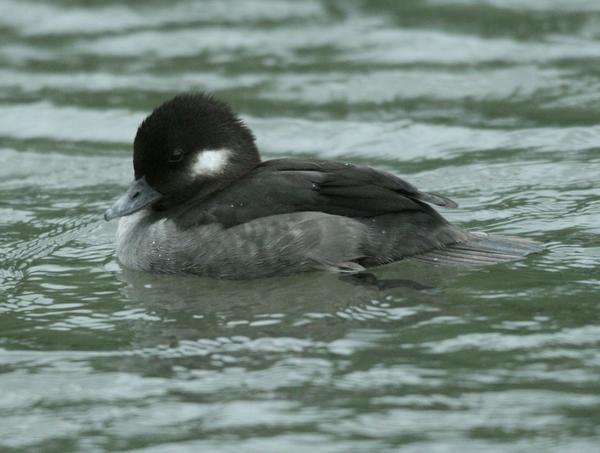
[1,1,599,451]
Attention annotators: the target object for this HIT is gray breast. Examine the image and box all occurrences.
[116,209,372,278]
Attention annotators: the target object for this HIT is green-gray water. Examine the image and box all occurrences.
[1,1,599,452]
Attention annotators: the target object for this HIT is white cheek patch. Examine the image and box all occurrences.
[191,149,231,176]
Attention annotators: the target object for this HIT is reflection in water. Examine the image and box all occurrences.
[116,265,436,347]
[340,272,433,290]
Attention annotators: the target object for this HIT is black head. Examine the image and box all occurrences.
[105,93,261,220]
[135,93,261,206]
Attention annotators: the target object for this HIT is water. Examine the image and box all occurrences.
[1,0,599,451]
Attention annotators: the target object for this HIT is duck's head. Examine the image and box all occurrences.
[104,93,260,221]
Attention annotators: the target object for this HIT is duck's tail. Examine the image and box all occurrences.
[413,232,544,267]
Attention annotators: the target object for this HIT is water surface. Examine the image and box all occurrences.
[1,1,599,452]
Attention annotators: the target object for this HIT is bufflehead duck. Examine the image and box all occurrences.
[104,93,543,278]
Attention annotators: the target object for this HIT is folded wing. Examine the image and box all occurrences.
[174,158,457,229]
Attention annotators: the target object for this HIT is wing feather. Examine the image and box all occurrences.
[173,158,457,229]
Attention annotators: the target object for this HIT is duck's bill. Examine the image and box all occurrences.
[104,177,162,221]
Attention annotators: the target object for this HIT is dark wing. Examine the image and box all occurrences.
[173,158,457,229]
[264,159,457,209]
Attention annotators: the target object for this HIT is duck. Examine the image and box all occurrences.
[104,93,543,278]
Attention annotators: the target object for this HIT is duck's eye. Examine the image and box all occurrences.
[168,148,185,163]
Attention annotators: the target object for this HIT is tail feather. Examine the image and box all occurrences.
[413,232,544,267]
